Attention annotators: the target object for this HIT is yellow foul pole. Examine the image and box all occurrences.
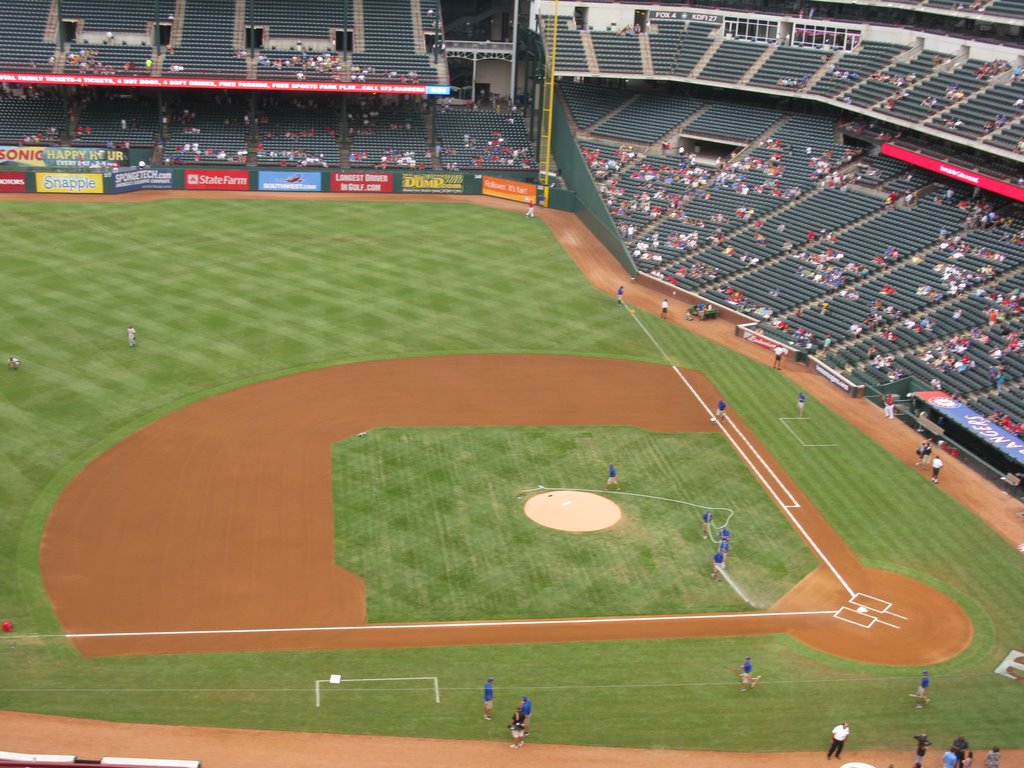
[540,0,558,207]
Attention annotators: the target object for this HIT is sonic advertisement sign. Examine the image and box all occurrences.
[257,171,322,192]
[0,145,127,168]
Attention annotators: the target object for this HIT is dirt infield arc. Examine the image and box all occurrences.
[42,353,970,663]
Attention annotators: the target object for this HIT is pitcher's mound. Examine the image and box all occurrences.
[524,491,622,532]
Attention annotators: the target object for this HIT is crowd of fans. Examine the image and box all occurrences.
[67,48,152,75]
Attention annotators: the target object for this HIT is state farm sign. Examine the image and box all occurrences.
[184,169,249,190]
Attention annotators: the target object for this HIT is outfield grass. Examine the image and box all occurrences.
[333,427,816,620]
[0,198,1021,751]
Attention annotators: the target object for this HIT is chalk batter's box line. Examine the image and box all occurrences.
[850,592,892,613]
[851,592,908,620]
[832,606,901,630]
[778,417,838,448]
[833,606,876,628]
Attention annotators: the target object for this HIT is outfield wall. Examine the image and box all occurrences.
[3,169,572,206]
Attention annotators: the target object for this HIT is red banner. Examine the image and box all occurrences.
[0,71,439,95]
[330,172,394,192]
[740,327,778,351]
[184,169,249,190]
[0,171,27,191]
[881,143,1024,203]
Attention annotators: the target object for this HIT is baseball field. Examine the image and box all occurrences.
[0,194,1021,758]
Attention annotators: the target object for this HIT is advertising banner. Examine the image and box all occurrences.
[36,172,103,194]
[330,172,394,193]
[651,11,721,23]
[257,171,323,192]
[0,171,27,192]
[400,173,464,194]
[0,146,127,168]
[110,167,173,193]
[184,169,250,190]
[0,146,45,166]
[916,390,1024,463]
[738,326,779,351]
[0,71,450,97]
[881,144,1024,204]
[482,175,536,204]
[812,358,861,396]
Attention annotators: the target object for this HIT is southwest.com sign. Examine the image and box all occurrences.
[36,173,103,194]
[257,171,322,192]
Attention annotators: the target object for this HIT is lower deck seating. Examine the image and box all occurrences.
[434,107,534,170]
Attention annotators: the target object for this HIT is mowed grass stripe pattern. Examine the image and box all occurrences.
[334,427,815,621]
[0,198,1021,752]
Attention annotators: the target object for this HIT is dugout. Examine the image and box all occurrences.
[913,391,1024,497]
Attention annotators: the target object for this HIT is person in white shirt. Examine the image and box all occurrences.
[827,722,850,760]
[773,345,786,370]
[932,455,944,484]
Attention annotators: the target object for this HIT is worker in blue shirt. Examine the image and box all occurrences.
[915,670,930,709]
[483,676,495,720]
[520,695,533,733]
[712,399,727,422]
[701,509,713,540]
[712,550,725,580]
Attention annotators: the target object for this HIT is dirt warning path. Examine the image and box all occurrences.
[13,710,1022,768]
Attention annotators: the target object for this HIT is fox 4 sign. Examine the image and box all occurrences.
[993,649,1024,680]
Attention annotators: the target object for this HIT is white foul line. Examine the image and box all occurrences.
[778,417,838,448]
[624,303,856,598]
[55,609,838,640]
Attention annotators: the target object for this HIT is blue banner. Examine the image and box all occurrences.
[257,171,322,192]
[109,167,173,193]
[916,390,1024,463]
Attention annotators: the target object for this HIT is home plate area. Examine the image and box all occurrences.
[833,593,908,629]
